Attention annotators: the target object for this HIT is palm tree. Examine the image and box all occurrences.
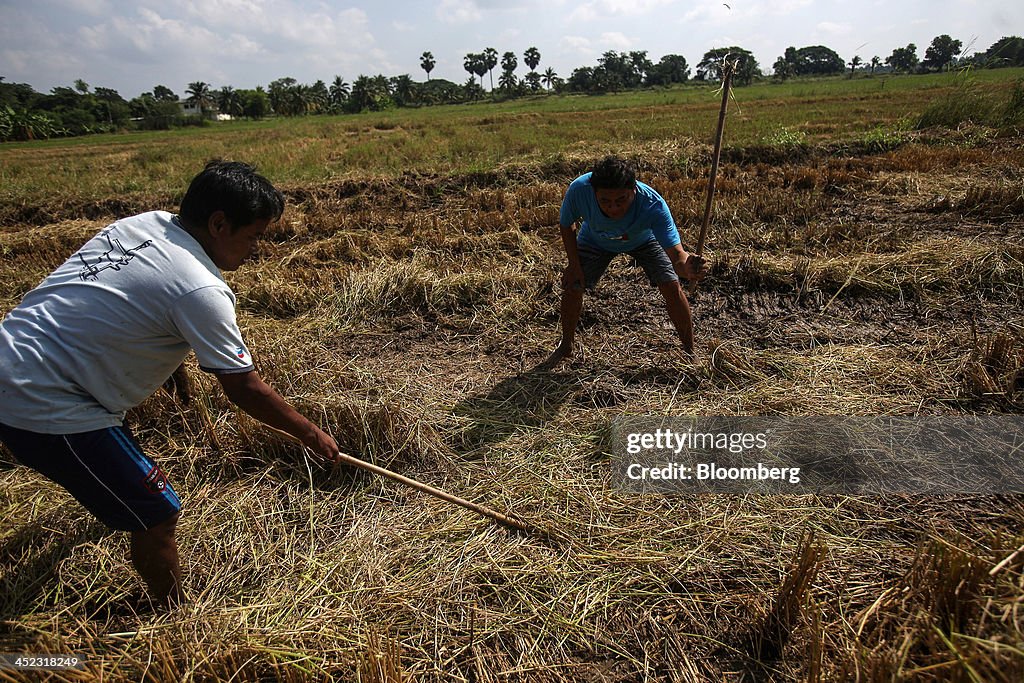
[330,76,349,111]
[268,77,298,115]
[870,56,881,75]
[849,55,862,77]
[501,51,517,76]
[392,74,415,106]
[308,80,329,113]
[500,52,518,95]
[420,51,435,81]
[483,47,498,90]
[473,58,488,88]
[216,86,243,117]
[289,86,311,115]
[370,75,393,110]
[524,47,541,73]
[153,84,177,102]
[349,75,372,112]
[542,67,557,90]
[186,81,212,116]
[463,77,484,101]
[465,53,486,88]
[499,71,518,92]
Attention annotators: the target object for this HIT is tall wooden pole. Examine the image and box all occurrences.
[689,59,736,295]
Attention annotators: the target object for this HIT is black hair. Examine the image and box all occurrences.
[590,155,637,190]
[179,160,284,230]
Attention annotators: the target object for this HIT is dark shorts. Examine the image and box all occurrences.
[0,421,181,532]
[577,238,679,289]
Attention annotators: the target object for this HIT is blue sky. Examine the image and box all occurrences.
[1,0,1020,98]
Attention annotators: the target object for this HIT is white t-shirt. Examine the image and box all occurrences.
[0,211,254,434]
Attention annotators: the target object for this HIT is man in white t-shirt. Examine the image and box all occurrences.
[0,160,341,606]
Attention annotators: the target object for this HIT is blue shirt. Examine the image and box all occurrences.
[559,173,680,253]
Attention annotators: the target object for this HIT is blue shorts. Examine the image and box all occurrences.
[577,238,679,289]
[0,422,181,532]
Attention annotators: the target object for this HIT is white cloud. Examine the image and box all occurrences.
[556,32,636,64]
[570,5,598,21]
[682,1,736,23]
[684,0,812,23]
[497,27,522,42]
[2,46,83,80]
[773,0,814,12]
[570,0,676,21]
[180,0,266,25]
[437,0,482,24]
[55,0,112,15]
[77,8,244,62]
[599,32,631,50]
[816,21,852,36]
[562,36,592,51]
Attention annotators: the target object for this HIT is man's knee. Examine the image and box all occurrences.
[561,282,586,299]
[136,512,179,540]
[657,279,684,300]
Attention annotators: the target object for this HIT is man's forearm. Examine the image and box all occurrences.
[220,374,320,446]
[560,223,582,265]
[665,243,688,267]
[665,243,702,279]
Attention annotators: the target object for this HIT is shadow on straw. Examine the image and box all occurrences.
[451,364,577,453]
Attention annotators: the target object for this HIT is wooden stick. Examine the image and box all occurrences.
[689,58,736,296]
[332,450,534,534]
[266,426,536,534]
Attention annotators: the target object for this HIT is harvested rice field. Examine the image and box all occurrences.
[1,74,1024,681]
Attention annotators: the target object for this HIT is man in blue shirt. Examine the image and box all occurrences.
[546,155,706,365]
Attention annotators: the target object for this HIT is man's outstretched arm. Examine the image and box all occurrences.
[216,370,340,464]
[560,222,585,290]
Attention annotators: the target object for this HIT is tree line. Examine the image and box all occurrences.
[2,35,1022,142]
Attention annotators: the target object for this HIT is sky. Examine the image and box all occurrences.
[1,0,1021,99]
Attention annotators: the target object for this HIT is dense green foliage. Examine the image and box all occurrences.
[985,36,1024,67]
[2,34,1023,143]
[788,46,845,76]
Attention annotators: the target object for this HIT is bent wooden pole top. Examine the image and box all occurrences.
[688,58,736,299]
[696,59,736,258]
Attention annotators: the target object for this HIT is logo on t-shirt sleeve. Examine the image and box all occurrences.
[235,346,251,363]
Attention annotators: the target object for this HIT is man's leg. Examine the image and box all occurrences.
[628,239,696,354]
[545,243,614,366]
[546,283,584,365]
[658,279,694,354]
[0,422,184,606]
[131,512,182,606]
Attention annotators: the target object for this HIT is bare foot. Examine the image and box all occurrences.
[669,345,696,365]
[540,343,573,369]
